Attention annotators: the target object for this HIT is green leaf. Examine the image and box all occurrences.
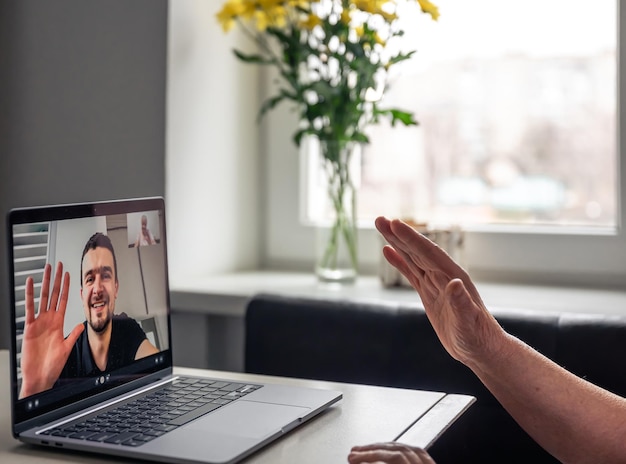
[375,108,419,127]
[233,49,273,65]
[352,132,370,144]
[390,109,419,127]
[294,128,318,147]
[223,2,425,150]
[387,50,417,66]
[258,89,298,121]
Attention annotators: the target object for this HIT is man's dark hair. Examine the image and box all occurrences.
[80,232,118,287]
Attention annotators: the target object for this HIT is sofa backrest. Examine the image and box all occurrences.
[245,293,626,463]
[245,295,563,396]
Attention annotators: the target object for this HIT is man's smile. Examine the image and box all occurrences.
[91,301,106,310]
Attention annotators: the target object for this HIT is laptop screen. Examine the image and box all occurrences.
[8,198,172,426]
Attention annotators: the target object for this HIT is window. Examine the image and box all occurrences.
[166,0,626,287]
[309,0,617,229]
[285,0,626,286]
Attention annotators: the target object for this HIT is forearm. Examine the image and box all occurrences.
[469,333,626,464]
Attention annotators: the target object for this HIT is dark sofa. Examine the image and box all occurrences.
[244,293,626,463]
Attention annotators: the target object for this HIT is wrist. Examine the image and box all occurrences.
[19,383,36,399]
[467,329,519,376]
[19,379,51,399]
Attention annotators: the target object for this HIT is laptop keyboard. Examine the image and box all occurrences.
[40,377,262,447]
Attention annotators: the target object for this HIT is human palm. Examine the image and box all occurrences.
[376,217,502,366]
[19,263,84,398]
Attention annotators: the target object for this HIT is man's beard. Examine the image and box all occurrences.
[89,309,112,333]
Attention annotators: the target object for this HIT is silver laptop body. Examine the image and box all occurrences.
[8,197,342,464]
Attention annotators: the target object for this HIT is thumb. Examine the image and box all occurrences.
[445,278,472,310]
[65,323,85,348]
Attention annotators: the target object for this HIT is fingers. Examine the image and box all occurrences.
[376,217,435,274]
[351,443,427,453]
[25,276,35,324]
[65,323,85,350]
[376,217,458,276]
[376,217,477,297]
[382,246,423,288]
[377,217,434,296]
[389,220,455,273]
[374,216,393,237]
[57,270,70,317]
[30,262,70,323]
[378,220,428,278]
[349,443,436,464]
[38,263,52,315]
[47,262,64,314]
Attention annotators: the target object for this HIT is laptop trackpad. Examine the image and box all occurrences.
[148,401,312,462]
[186,400,311,439]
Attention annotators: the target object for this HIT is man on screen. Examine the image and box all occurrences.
[19,232,159,399]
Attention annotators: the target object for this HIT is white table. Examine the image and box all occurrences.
[0,350,474,463]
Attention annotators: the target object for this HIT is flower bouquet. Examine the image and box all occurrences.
[217,0,439,281]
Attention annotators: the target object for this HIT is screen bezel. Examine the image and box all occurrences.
[7,197,173,431]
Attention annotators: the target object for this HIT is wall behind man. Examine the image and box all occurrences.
[0,1,168,349]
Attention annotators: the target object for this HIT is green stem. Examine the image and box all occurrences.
[318,142,358,273]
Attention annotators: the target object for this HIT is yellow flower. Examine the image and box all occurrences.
[353,0,381,16]
[379,10,397,22]
[255,4,288,31]
[256,0,288,18]
[216,0,247,32]
[340,9,351,25]
[417,0,440,20]
[256,0,284,8]
[253,0,313,31]
[286,0,310,9]
[299,13,322,31]
[215,0,436,153]
[352,0,398,23]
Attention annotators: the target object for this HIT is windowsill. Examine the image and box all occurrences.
[169,270,626,318]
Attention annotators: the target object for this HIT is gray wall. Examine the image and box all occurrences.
[0,1,168,349]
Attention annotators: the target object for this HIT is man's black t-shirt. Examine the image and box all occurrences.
[58,314,147,380]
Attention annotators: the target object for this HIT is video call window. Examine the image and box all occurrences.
[13,210,169,400]
[127,211,161,248]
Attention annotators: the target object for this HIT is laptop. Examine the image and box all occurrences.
[7,197,342,463]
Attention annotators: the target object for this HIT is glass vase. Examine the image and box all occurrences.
[314,139,360,284]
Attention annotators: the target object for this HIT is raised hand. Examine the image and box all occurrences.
[375,217,505,367]
[19,262,84,399]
